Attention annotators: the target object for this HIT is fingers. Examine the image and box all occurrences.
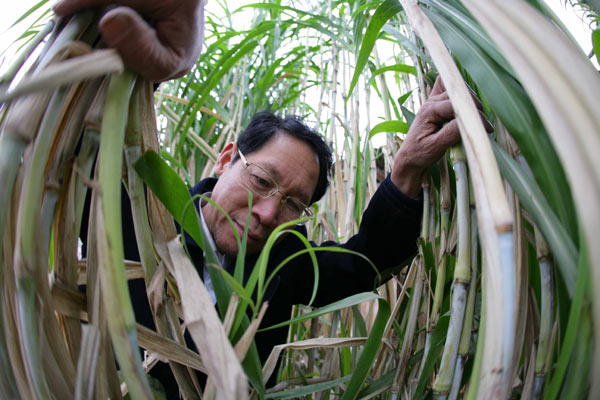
[99,7,177,81]
[432,110,492,150]
[55,1,204,81]
[435,120,461,148]
[53,0,152,16]
[426,98,454,123]
[426,88,492,132]
[429,75,446,97]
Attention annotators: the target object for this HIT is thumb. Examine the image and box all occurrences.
[99,7,178,81]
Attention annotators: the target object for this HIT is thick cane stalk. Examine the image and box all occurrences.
[433,145,470,398]
[460,1,600,396]
[400,2,515,396]
[419,155,451,379]
[448,179,479,400]
[532,233,554,399]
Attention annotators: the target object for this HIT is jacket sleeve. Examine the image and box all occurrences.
[290,174,423,307]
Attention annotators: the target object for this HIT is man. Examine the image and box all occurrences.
[185,109,427,365]
[57,0,490,395]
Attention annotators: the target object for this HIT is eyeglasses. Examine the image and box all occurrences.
[237,149,313,221]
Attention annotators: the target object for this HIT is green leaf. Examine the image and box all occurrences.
[356,369,395,398]
[237,2,345,34]
[9,0,48,28]
[544,239,589,399]
[259,292,381,332]
[421,240,436,273]
[348,0,403,99]
[368,120,408,139]
[175,21,271,150]
[352,305,368,338]
[401,105,416,126]
[398,90,414,105]
[340,297,391,399]
[372,63,417,77]
[133,150,203,250]
[424,0,516,79]
[266,374,351,399]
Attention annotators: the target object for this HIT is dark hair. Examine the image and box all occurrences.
[234,111,333,204]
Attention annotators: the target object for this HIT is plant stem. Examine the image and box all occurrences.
[433,145,470,396]
[95,69,153,399]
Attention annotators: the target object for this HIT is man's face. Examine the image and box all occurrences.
[202,133,320,256]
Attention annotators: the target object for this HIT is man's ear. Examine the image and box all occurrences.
[215,142,237,176]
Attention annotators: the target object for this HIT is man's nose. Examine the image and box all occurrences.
[251,195,281,226]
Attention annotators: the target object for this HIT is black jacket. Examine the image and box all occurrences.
[186,174,422,364]
[82,174,421,397]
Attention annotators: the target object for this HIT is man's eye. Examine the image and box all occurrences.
[285,199,303,213]
[250,174,272,189]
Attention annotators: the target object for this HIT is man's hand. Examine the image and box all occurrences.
[391,77,492,198]
[53,0,207,82]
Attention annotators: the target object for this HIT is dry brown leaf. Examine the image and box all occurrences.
[167,236,248,399]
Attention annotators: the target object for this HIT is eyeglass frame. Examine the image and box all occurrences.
[236,148,314,220]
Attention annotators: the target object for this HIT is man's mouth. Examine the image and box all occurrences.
[234,220,263,243]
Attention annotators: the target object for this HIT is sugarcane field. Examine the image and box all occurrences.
[0,0,599,399]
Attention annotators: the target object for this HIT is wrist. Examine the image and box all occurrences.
[391,161,425,199]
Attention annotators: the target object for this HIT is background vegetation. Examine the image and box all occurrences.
[0,0,599,398]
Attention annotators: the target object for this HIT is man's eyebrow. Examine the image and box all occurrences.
[260,161,282,179]
[261,161,311,202]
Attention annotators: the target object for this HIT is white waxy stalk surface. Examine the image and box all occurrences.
[400,1,515,397]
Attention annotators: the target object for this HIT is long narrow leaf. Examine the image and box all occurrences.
[348,0,403,99]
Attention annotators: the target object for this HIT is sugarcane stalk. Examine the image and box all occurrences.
[433,145,471,398]
[465,253,486,400]
[94,69,153,399]
[400,2,516,396]
[419,156,451,380]
[448,180,479,400]
[431,155,451,324]
[343,88,360,237]
[532,232,554,399]
[460,2,600,396]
